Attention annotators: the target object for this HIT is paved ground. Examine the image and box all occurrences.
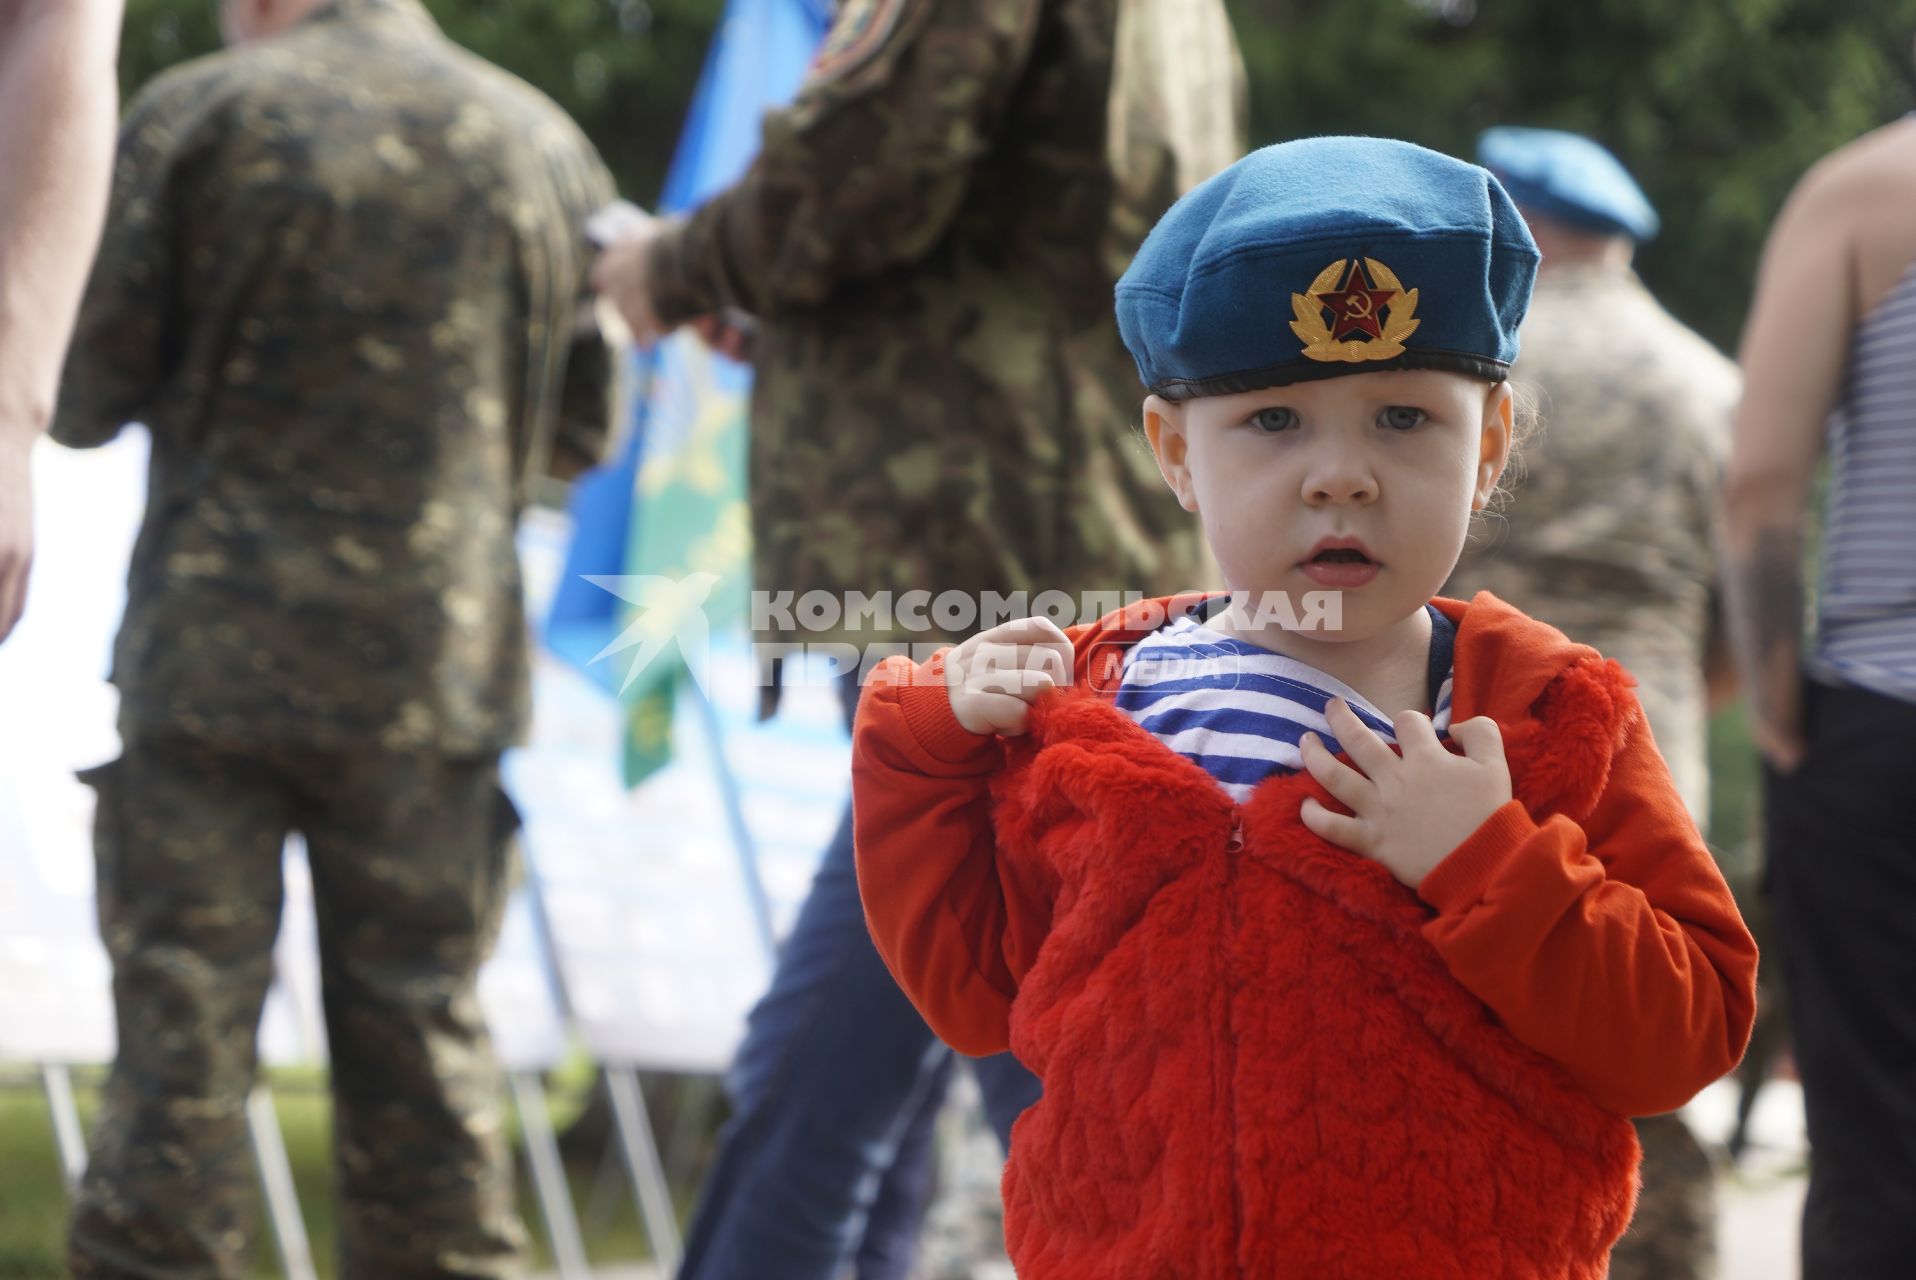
[541,1077,1813,1280]
[1693,1076,1810,1280]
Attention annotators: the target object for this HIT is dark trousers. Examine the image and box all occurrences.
[1765,677,1916,1278]
[68,735,526,1280]
[676,678,1041,1280]
[1606,1112,1716,1279]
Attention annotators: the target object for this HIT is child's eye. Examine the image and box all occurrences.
[1378,406,1427,431]
[1248,406,1299,433]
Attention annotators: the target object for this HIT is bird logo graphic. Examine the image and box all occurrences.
[582,571,722,696]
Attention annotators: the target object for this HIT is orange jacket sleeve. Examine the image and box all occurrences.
[1417,711,1760,1117]
[852,651,1049,1056]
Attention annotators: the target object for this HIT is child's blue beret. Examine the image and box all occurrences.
[1477,126,1659,242]
[1115,137,1541,401]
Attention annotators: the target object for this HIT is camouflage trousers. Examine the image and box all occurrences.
[67,733,529,1280]
[1607,1111,1719,1280]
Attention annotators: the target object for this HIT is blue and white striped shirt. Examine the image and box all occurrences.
[1116,608,1456,803]
[1810,258,1916,706]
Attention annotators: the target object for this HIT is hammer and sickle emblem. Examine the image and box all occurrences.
[1290,256,1421,363]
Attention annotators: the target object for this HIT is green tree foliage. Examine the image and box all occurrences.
[1232,0,1916,349]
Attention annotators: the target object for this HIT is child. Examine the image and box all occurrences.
[850,137,1757,1279]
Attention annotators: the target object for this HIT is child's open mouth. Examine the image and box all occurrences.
[1300,544,1381,588]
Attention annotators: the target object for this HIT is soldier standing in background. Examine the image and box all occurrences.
[1444,127,1740,1280]
[593,1,1245,1275]
[50,0,616,1274]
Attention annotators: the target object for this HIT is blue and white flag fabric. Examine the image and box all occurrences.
[543,0,831,782]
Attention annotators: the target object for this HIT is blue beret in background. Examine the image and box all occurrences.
[1477,126,1659,242]
[1115,136,1541,400]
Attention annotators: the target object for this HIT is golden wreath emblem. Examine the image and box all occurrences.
[1290,257,1421,363]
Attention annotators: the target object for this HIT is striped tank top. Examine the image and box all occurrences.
[1116,604,1456,803]
[1810,258,1916,705]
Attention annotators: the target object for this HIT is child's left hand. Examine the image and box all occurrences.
[1298,697,1513,890]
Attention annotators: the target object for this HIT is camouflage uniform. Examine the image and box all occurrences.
[73,743,523,1278]
[1444,263,1740,1280]
[50,0,614,1274]
[645,0,1246,647]
[1445,264,1738,827]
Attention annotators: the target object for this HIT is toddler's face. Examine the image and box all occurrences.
[1143,368,1511,646]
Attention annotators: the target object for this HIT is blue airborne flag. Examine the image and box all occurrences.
[543,0,830,783]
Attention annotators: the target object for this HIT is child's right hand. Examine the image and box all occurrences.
[945,617,1075,737]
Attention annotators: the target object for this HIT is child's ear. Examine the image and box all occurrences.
[1471,384,1515,511]
[1142,395,1199,513]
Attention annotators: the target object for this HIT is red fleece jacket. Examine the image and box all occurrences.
[853,592,1758,1279]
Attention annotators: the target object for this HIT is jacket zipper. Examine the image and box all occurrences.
[1224,813,1246,1274]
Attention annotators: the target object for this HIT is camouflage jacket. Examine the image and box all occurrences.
[51,0,615,753]
[1444,265,1740,823]
[646,0,1246,647]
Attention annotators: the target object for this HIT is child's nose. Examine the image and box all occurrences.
[1301,451,1378,505]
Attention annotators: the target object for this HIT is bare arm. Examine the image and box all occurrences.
[0,0,125,639]
[1721,161,1851,770]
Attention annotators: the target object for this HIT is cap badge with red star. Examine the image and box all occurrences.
[1290,257,1422,363]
